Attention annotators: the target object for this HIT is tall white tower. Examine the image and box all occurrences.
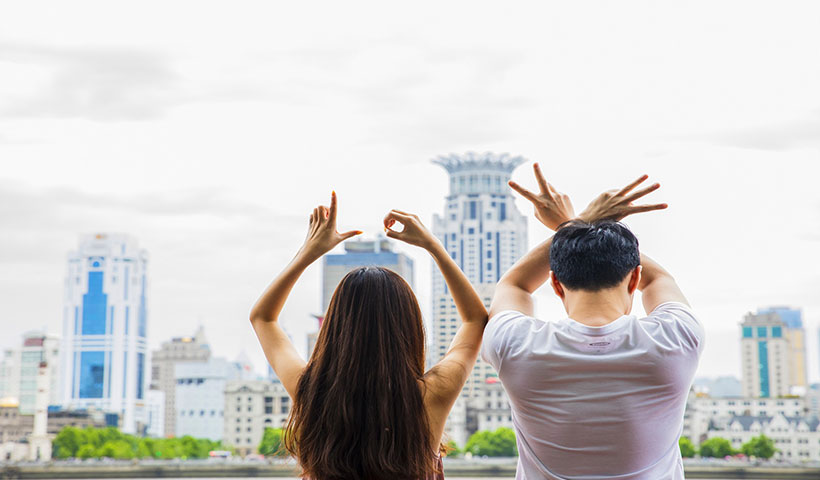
[60,234,149,433]
[430,153,528,445]
[28,361,51,461]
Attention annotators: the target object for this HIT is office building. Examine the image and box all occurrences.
[431,152,528,445]
[0,332,60,414]
[757,307,807,391]
[174,357,253,440]
[741,307,808,398]
[223,379,291,456]
[322,236,414,312]
[150,326,211,437]
[60,234,149,433]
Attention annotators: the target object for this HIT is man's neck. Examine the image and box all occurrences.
[565,290,631,327]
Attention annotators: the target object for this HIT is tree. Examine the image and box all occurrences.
[98,440,134,459]
[76,444,97,459]
[444,439,461,457]
[53,426,82,459]
[699,437,734,458]
[258,427,286,456]
[50,425,227,459]
[678,437,696,458]
[465,428,518,457]
[741,435,776,459]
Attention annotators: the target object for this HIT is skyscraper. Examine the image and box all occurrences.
[60,234,149,433]
[756,307,807,391]
[740,311,790,398]
[321,236,415,312]
[430,152,528,444]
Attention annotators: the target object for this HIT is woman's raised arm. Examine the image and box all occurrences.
[250,192,361,397]
[383,210,488,436]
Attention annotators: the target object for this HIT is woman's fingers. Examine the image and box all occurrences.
[340,229,363,240]
[328,191,337,223]
[616,174,649,197]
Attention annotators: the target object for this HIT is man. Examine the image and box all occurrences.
[483,164,703,479]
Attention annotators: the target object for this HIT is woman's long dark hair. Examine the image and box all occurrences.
[283,266,439,480]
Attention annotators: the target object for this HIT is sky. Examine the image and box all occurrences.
[1,1,819,384]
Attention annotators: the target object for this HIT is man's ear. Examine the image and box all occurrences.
[627,265,642,295]
[549,271,565,299]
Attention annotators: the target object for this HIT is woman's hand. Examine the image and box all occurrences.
[299,191,362,261]
[577,175,667,223]
[508,163,575,231]
[383,210,439,251]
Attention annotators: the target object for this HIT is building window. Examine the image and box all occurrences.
[757,326,767,338]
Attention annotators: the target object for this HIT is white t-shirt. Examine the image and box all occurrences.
[481,302,704,480]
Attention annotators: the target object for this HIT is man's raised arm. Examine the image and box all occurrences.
[489,163,574,318]
[639,254,689,313]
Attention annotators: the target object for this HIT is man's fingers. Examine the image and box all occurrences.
[623,183,660,203]
[616,174,649,197]
[628,203,668,214]
[319,205,329,220]
[533,163,553,197]
[508,181,539,203]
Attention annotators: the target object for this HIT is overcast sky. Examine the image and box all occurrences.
[1,1,819,384]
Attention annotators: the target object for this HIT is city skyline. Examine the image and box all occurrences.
[2,1,820,386]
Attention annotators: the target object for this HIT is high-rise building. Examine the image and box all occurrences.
[757,307,807,391]
[321,237,415,312]
[60,233,149,434]
[740,311,791,398]
[0,331,60,414]
[430,152,528,445]
[150,326,211,437]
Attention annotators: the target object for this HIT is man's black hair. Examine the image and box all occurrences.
[549,220,640,291]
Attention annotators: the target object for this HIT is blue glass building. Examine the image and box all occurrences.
[60,234,149,433]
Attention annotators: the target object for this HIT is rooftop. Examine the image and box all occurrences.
[432,152,525,174]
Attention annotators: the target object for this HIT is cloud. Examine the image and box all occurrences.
[0,42,183,121]
[696,112,820,151]
[0,181,302,264]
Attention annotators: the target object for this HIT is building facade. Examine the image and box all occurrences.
[321,237,415,312]
[174,357,252,440]
[0,332,60,414]
[151,327,211,437]
[707,414,820,462]
[757,307,807,392]
[60,234,149,434]
[430,152,528,445]
[740,311,790,398]
[682,390,807,444]
[223,380,291,456]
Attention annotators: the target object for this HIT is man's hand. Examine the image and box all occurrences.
[299,191,362,261]
[578,175,668,223]
[384,210,439,251]
[508,163,575,231]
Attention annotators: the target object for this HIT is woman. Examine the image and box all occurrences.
[249,191,488,480]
